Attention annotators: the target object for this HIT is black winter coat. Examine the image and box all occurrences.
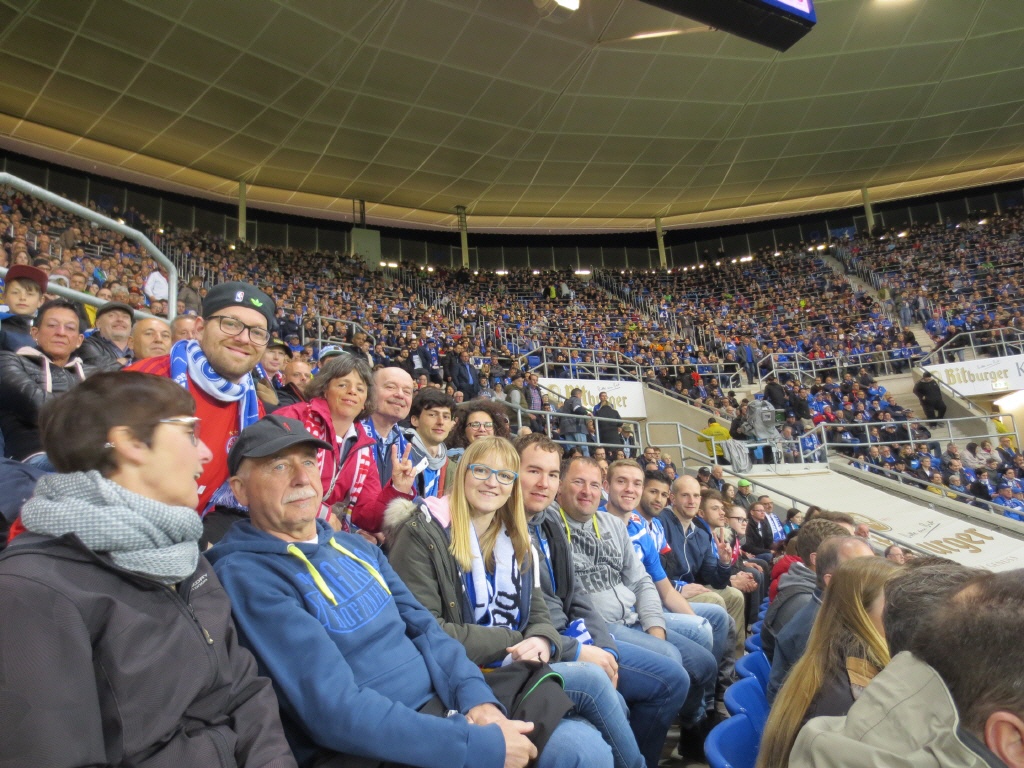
[0,532,296,768]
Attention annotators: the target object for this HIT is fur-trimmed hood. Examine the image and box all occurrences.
[383,494,451,539]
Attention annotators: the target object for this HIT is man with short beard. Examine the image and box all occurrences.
[130,281,276,541]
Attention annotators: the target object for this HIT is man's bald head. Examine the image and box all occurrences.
[670,474,702,523]
[814,535,875,591]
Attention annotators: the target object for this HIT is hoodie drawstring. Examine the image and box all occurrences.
[286,540,392,606]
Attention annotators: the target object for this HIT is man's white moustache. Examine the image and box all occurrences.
[284,490,317,503]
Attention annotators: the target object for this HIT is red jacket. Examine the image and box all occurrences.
[275,398,410,532]
[769,554,801,601]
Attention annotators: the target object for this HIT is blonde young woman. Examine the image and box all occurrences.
[385,436,638,768]
[757,556,901,768]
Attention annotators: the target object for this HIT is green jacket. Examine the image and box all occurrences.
[384,497,563,666]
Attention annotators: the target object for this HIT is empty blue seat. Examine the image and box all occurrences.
[724,677,770,736]
[751,620,763,635]
[735,651,770,691]
[526,355,541,369]
[705,712,759,768]
[745,633,763,654]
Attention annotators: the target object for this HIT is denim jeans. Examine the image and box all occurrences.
[688,602,732,664]
[538,714,614,768]
[549,663,633,768]
[567,432,590,456]
[611,619,717,726]
[616,639,691,768]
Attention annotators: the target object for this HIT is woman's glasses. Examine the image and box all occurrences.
[467,463,518,485]
[158,417,202,446]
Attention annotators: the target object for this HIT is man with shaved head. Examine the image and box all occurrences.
[767,535,875,701]
[128,316,172,360]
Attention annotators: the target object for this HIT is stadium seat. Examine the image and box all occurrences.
[735,651,770,691]
[724,677,770,736]
[751,620,763,634]
[526,355,541,370]
[705,712,759,768]
[745,633,763,654]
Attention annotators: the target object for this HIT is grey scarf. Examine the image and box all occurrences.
[405,428,448,471]
[21,471,202,585]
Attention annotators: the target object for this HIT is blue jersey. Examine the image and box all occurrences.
[626,513,668,583]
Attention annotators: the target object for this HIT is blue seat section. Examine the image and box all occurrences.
[735,651,770,691]
[724,677,770,736]
[745,633,763,654]
[705,712,759,768]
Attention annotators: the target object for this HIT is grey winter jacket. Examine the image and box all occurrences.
[791,652,1005,768]
[0,532,296,768]
[762,561,816,660]
[564,509,666,632]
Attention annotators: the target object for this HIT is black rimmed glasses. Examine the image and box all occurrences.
[206,315,271,346]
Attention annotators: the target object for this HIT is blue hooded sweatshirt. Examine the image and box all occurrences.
[206,519,506,768]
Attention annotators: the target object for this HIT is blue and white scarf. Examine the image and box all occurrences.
[465,523,522,629]
[170,339,261,513]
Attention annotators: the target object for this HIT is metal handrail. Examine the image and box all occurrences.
[509,403,644,454]
[919,327,1024,366]
[516,346,644,382]
[0,173,178,320]
[0,266,160,322]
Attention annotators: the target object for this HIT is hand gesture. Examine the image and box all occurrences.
[506,636,550,664]
[715,530,732,562]
[390,443,416,494]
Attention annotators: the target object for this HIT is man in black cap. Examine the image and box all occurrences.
[77,301,135,371]
[253,338,293,412]
[130,281,277,539]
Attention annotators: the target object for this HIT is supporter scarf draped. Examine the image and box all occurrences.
[170,339,260,512]
[465,523,522,629]
[22,470,202,585]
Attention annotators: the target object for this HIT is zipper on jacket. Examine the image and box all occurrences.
[186,600,215,645]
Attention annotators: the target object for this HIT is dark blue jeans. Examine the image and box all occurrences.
[616,640,691,768]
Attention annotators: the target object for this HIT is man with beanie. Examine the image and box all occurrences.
[77,301,135,371]
[130,281,276,542]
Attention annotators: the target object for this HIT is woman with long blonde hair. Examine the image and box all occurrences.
[385,435,646,768]
[757,556,901,768]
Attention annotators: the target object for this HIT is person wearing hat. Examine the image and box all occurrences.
[77,301,135,371]
[130,281,277,540]
[0,263,48,352]
[252,339,293,412]
[912,370,947,426]
[208,417,594,768]
[734,478,756,512]
[993,481,1024,520]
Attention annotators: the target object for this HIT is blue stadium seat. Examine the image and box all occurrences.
[705,712,759,768]
[760,597,769,609]
[526,355,541,369]
[724,677,770,736]
[745,633,763,654]
[751,620,763,635]
[735,651,770,691]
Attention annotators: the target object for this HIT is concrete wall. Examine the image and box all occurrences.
[641,386,723,468]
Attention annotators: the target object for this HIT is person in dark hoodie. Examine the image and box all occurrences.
[209,418,582,768]
[404,387,456,498]
[760,519,848,661]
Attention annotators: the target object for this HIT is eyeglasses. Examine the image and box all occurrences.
[727,516,747,522]
[467,463,518,485]
[467,421,494,431]
[159,416,202,446]
[207,315,271,346]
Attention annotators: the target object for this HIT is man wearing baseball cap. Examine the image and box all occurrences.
[77,302,135,371]
[130,281,277,542]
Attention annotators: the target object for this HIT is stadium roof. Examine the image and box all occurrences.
[1,0,1023,233]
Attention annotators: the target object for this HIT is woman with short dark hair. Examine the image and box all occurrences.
[0,371,296,767]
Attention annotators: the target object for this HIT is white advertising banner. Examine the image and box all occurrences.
[925,354,1024,396]
[539,378,648,420]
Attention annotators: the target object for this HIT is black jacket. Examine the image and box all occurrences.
[913,378,944,405]
[0,349,87,460]
[745,516,777,556]
[77,332,130,372]
[0,532,296,768]
[764,381,789,410]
